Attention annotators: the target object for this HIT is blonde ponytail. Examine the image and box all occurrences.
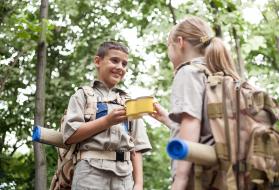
[205,37,240,80]
[172,16,240,80]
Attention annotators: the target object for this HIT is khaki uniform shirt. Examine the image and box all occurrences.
[168,57,211,184]
[63,80,152,176]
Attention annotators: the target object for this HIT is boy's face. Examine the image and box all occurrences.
[94,49,128,89]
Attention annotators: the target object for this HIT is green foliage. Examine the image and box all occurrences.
[45,146,58,186]
[243,0,279,97]
[143,124,171,190]
[0,153,34,190]
[1,0,279,189]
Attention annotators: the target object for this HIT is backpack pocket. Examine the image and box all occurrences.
[240,83,279,124]
[246,126,279,186]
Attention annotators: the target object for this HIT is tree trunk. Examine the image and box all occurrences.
[34,0,48,190]
[276,36,279,54]
[209,1,223,38]
[168,0,177,25]
[0,133,6,155]
[232,27,245,79]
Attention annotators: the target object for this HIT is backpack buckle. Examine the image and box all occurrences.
[116,152,125,162]
[233,161,247,173]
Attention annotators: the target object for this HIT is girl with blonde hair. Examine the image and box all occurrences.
[152,16,240,190]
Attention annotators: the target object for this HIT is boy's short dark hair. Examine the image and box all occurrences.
[97,41,129,58]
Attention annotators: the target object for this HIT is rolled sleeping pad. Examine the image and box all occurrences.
[32,125,68,149]
[166,138,217,166]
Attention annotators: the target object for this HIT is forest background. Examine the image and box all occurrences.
[0,0,279,189]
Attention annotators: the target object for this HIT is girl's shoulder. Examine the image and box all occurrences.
[176,63,206,79]
[175,57,206,75]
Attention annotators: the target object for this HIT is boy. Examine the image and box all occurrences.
[63,41,152,190]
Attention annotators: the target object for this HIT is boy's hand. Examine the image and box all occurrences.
[150,103,172,127]
[105,108,127,126]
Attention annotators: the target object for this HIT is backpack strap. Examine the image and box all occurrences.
[190,63,212,77]
[115,92,126,106]
[194,165,203,190]
[79,86,97,122]
[116,92,133,134]
[222,78,232,162]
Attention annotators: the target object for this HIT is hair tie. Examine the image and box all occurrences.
[200,36,213,45]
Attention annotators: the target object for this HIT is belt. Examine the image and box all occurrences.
[80,150,130,162]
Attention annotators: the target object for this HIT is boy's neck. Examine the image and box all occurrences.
[96,79,116,90]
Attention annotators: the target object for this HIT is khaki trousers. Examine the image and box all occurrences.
[72,160,134,190]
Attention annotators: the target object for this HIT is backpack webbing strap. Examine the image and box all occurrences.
[226,165,238,190]
[51,144,76,188]
[222,78,232,162]
[56,145,77,171]
[194,165,203,190]
[222,78,239,190]
[65,144,76,160]
[215,143,229,161]
[235,81,242,190]
[80,86,97,121]
[207,103,223,118]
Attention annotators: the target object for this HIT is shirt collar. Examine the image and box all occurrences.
[91,80,127,96]
[174,57,205,75]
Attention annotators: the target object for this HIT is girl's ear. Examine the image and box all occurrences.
[177,36,186,49]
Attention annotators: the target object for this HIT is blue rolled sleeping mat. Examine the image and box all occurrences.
[32,125,68,149]
[32,102,125,149]
[166,138,217,166]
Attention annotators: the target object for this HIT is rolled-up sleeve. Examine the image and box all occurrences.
[169,65,206,123]
[63,89,86,143]
[131,119,152,153]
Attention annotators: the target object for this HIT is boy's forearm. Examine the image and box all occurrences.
[131,151,143,187]
[65,116,109,144]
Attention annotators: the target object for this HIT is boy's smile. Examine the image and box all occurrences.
[95,49,128,89]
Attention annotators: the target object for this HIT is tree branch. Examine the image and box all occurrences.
[0,52,22,93]
[168,0,177,25]
[232,27,245,79]
[0,133,6,155]
[9,140,25,157]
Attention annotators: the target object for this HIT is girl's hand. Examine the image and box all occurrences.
[150,103,172,128]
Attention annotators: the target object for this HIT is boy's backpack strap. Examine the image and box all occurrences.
[79,86,97,121]
[115,91,129,106]
[115,92,134,134]
[49,144,78,190]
